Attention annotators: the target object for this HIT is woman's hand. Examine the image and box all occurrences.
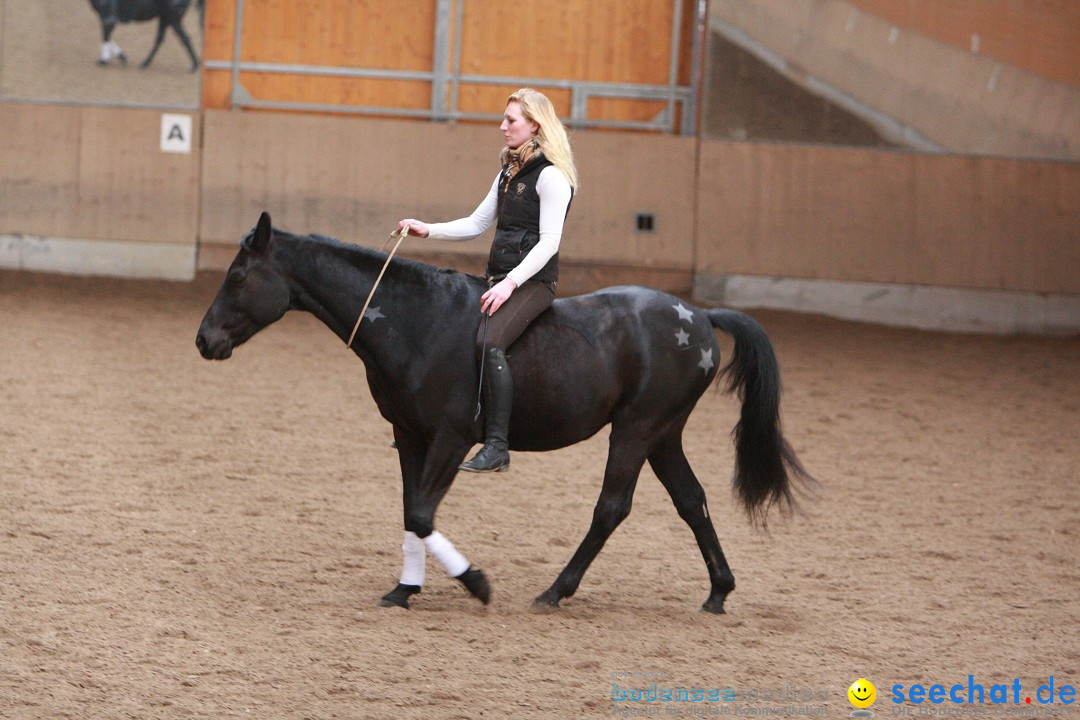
[480,278,517,315]
[397,219,431,238]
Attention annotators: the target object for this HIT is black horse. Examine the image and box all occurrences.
[196,212,813,613]
[88,0,201,71]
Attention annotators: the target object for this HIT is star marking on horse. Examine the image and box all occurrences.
[673,303,694,322]
[698,348,714,374]
[675,328,690,347]
[364,306,385,323]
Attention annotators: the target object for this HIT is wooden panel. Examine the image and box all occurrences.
[202,0,237,63]
[75,109,200,244]
[199,109,501,247]
[845,0,1080,86]
[202,0,436,110]
[458,0,680,84]
[198,110,696,272]
[570,131,697,268]
[0,105,81,237]
[0,104,199,246]
[235,73,431,111]
[455,85,573,117]
[201,0,697,126]
[457,0,694,125]
[696,140,1080,294]
[201,70,233,110]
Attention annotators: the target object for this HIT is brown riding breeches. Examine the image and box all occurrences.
[475,280,555,356]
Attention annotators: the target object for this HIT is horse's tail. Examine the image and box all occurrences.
[708,308,814,527]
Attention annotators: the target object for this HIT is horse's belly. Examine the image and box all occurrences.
[508,378,616,452]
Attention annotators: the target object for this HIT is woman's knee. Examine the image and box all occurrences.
[475,336,507,358]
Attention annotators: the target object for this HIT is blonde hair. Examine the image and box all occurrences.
[508,88,578,190]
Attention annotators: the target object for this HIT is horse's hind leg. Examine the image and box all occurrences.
[648,436,736,614]
[140,17,168,68]
[171,19,200,71]
[534,433,646,609]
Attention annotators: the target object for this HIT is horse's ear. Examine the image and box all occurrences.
[250,211,272,253]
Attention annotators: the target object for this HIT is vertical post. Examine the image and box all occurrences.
[683,0,708,136]
[666,0,685,134]
[571,88,588,128]
[431,0,453,120]
[450,0,464,122]
[229,0,246,109]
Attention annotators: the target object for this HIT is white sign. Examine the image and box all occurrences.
[160,113,193,154]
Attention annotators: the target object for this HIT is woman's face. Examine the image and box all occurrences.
[500,101,538,149]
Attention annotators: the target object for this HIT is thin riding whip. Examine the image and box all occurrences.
[346,227,408,350]
[474,311,490,421]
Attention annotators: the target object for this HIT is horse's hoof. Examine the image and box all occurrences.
[379,583,420,609]
[532,591,561,610]
[118,53,128,65]
[97,59,108,66]
[456,566,491,605]
[700,596,727,614]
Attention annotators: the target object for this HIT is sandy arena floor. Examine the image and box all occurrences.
[1,269,1077,719]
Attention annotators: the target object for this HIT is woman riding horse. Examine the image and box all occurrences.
[398,88,577,474]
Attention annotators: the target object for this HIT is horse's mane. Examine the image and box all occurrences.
[272,227,479,290]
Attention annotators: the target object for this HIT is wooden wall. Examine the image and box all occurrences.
[202,0,695,127]
[845,0,1080,86]
[202,0,435,113]
[0,104,199,279]
[1,103,1076,326]
[695,140,1080,295]
[197,109,698,294]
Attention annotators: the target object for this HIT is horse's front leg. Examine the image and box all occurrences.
[379,430,489,609]
[98,20,124,66]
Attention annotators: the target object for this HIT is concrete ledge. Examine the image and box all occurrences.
[694,273,1080,336]
[0,235,196,281]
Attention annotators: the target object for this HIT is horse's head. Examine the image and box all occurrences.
[196,212,291,360]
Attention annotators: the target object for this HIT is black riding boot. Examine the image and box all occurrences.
[460,347,512,473]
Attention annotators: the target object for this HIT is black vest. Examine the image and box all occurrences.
[487,156,571,283]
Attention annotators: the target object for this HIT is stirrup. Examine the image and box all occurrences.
[459,444,510,473]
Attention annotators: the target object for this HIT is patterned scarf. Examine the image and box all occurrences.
[500,138,541,192]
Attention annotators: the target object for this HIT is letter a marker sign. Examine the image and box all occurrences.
[161,113,193,154]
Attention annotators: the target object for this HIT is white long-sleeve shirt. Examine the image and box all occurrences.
[426,165,572,286]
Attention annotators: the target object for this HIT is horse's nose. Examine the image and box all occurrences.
[195,331,230,359]
[195,330,218,357]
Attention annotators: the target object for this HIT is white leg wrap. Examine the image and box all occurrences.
[399,531,426,587]
[423,531,470,578]
[101,41,122,62]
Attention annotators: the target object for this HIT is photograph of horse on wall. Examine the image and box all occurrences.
[87,0,202,70]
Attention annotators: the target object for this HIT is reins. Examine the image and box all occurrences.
[345,227,408,350]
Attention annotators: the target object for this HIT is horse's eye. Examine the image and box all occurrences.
[226,270,245,287]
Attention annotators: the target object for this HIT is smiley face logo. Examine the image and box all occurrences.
[848,678,877,709]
